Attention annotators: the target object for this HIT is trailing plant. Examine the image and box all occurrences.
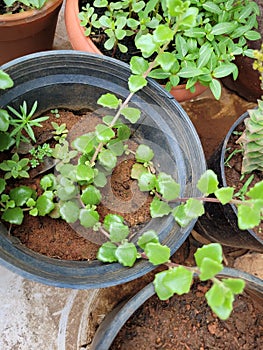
[0,2,262,321]
[79,0,261,99]
[237,43,263,173]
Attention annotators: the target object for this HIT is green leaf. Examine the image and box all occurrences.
[81,185,101,205]
[153,25,174,43]
[79,208,99,228]
[76,164,94,182]
[103,213,124,231]
[130,56,149,75]
[108,221,129,243]
[246,181,263,199]
[2,207,23,225]
[9,186,35,206]
[116,124,131,140]
[198,257,224,281]
[172,204,192,227]
[115,241,138,267]
[213,64,237,78]
[194,243,223,267]
[36,194,55,216]
[0,132,14,151]
[71,133,96,153]
[211,22,237,35]
[209,78,222,100]
[95,124,115,142]
[178,67,204,78]
[131,163,147,179]
[128,75,147,93]
[215,187,234,204]
[121,107,141,123]
[153,271,174,300]
[93,170,107,187]
[184,198,204,218]
[138,173,156,191]
[0,70,14,90]
[135,33,157,57]
[197,170,219,195]
[137,230,159,250]
[0,178,6,194]
[222,278,245,294]
[206,284,234,320]
[244,30,261,41]
[97,242,118,263]
[156,172,180,200]
[60,201,80,223]
[97,93,120,109]
[0,109,10,131]
[144,242,170,265]
[98,149,117,171]
[150,197,171,217]
[237,202,262,230]
[135,144,154,163]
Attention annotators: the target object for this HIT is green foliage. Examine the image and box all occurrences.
[0,153,30,179]
[3,0,47,10]
[79,0,261,99]
[29,143,52,168]
[0,70,14,90]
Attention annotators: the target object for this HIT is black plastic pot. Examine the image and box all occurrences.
[0,51,206,289]
[90,267,263,350]
[196,112,263,252]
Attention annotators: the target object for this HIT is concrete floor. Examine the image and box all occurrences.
[0,2,262,349]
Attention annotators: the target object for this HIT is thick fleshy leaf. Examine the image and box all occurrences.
[9,186,35,206]
[60,201,80,223]
[138,173,156,191]
[71,133,96,153]
[0,132,14,151]
[2,207,23,225]
[197,170,219,195]
[130,56,149,75]
[81,185,101,205]
[97,93,120,109]
[172,204,193,227]
[0,109,10,132]
[137,230,159,250]
[36,194,55,216]
[153,271,174,300]
[198,257,223,281]
[0,70,14,90]
[79,208,99,228]
[108,221,129,243]
[121,107,141,123]
[103,213,124,231]
[95,124,115,143]
[246,181,263,199]
[153,25,174,43]
[97,242,118,263]
[194,243,223,267]
[209,78,222,100]
[76,164,94,182]
[115,241,138,267]
[222,278,245,294]
[135,33,157,57]
[144,242,170,265]
[98,149,117,170]
[131,163,147,179]
[135,144,154,163]
[215,187,234,204]
[237,202,262,230]
[150,197,172,217]
[184,198,204,218]
[156,172,180,201]
[206,284,234,320]
[128,75,147,93]
[0,178,6,194]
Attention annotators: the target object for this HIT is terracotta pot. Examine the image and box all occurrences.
[64,0,208,102]
[221,0,263,102]
[0,0,63,65]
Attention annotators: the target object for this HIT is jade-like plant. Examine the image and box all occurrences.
[0,3,262,320]
[79,0,261,99]
[237,43,263,174]
[2,0,48,11]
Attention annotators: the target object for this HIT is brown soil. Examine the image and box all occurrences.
[110,280,263,350]
[224,121,263,240]
[5,109,152,260]
[0,1,31,15]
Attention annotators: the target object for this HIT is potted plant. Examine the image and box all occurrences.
[65,0,261,101]
[89,263,263,349]
[196,44,263,252]
[0,0,63,65]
